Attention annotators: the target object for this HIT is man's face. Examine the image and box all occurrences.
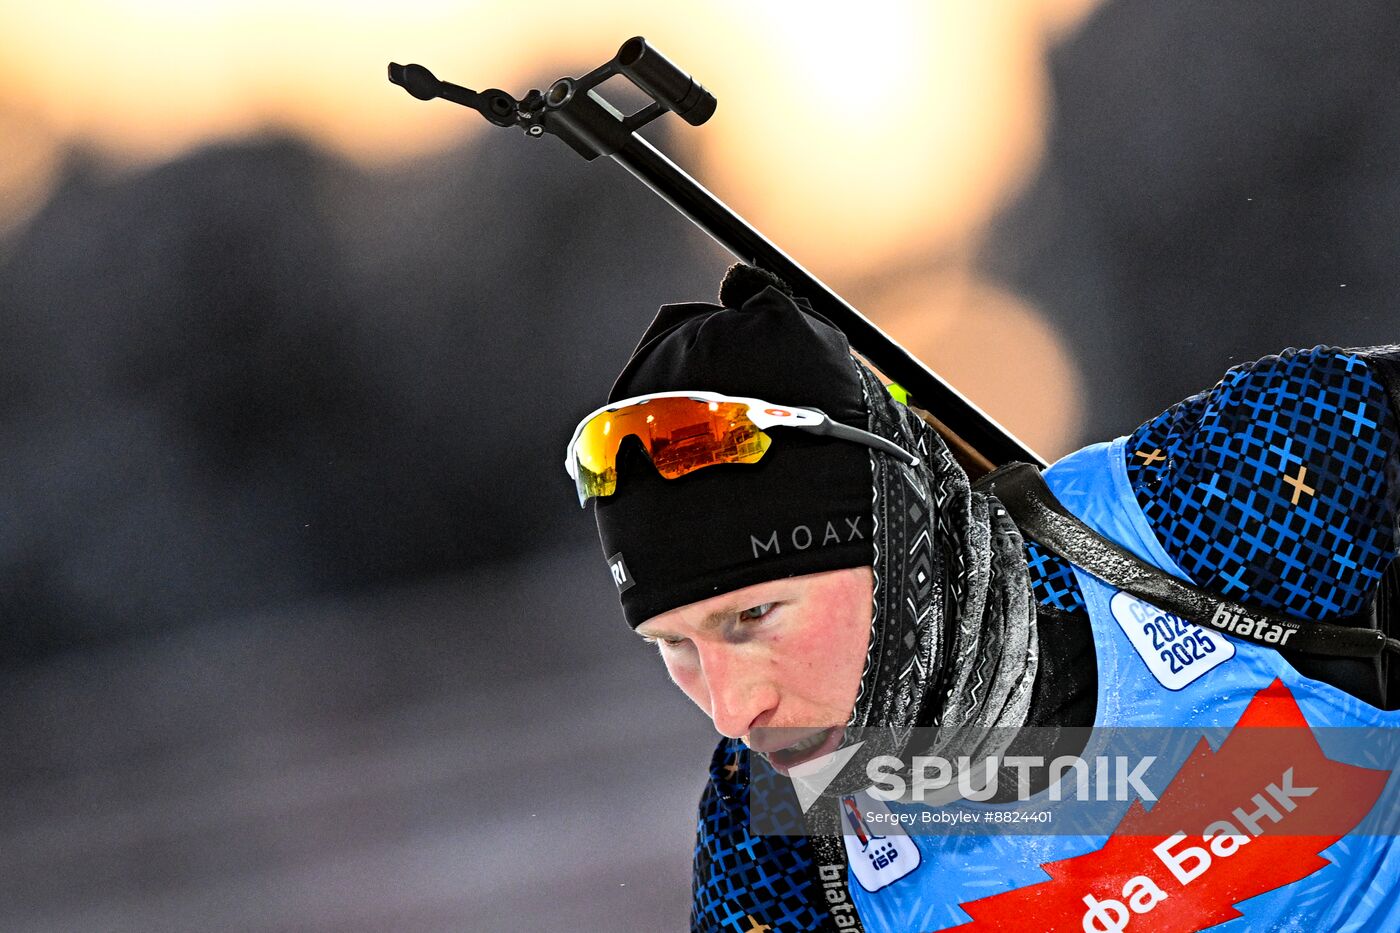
[635,565,873,771]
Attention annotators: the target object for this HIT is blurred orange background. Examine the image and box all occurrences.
[1,0,1100,456]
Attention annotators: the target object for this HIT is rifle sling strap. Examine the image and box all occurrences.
[976,462,1399,659]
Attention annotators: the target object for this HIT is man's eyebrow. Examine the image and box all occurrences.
[701,589,790,628]
[635,605,745,639]
[702,607,734,629]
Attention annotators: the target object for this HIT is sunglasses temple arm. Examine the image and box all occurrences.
[810,420,921,468]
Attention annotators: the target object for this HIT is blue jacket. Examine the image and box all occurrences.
[848,437,1400,931]
[691,347,1400,933]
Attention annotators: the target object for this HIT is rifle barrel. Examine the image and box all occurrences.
[611,134,1046,469]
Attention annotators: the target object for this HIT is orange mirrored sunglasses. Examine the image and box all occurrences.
[565,390,919,506]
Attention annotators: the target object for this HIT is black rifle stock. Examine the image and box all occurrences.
[388,37,1044,472]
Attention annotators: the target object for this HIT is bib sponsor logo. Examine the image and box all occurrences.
[840,793,921,892]
[937,682,1388,932]
[1109,593,1233,690]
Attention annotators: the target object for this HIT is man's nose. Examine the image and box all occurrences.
[697,644,776,739]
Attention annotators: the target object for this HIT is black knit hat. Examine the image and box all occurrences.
[594,265,874,628]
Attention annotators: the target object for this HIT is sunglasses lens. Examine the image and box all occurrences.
[571,398,772,503]
[648,399,770,478]
[573,410,624,504]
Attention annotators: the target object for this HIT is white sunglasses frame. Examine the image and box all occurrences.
[565,390,920,502]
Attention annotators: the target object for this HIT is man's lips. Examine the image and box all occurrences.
[747,727,831,755]
[749,727,846,773]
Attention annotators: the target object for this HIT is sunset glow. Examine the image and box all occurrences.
[0,0,1101,448]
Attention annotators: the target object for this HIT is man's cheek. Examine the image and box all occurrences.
[663,657,708,708]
